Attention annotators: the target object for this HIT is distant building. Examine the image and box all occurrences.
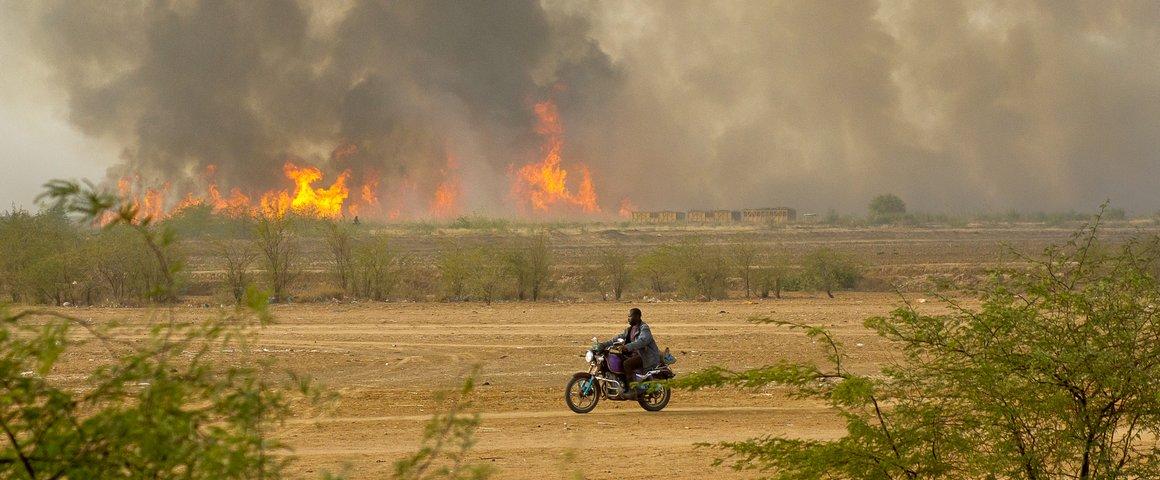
[686,210,711,222]
[742,207,796,224]
[628,206,795,224]
[632,211,656,223]
[655,210,684,222]
[712,210,740,222]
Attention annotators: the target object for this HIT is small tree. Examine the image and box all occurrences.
[869,193,906,224]
[506,234,552,301]
[731,243,760,298]
[437,242,473,300]
[672,240,729,300]
[800,247,861,298]
[753,254,789,299]
[676,213,1160,479]
[598,247,633,301]
[214,238,256,304]
[466,246,506,305]
[323,220,356,294]
[252,211,298,302]
[636,246,679,294]
[351,234,403,301]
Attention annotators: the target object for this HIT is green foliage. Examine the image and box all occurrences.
[505,234,553,301]
[753,255,790,299]
[676,214,1160,479]
[465,245,507,304]
[0,292,330,479]
[731,243,760,298]
[869,193,907,224]
[0,181,332,479]
[672,240,730,300]
[392,370,493,480]
[800,248,861,298]
[350,234,405,301]
[597,247,633,301]
[437,242,474,300]
[635,246,679,294]
[252,212,300,302]
[0,207,86,304]
[39,180,183,303]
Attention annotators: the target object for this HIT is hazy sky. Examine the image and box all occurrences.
[1,0,1158,215]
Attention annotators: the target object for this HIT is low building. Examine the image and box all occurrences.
[742,207,796,224]
[655,210,684,222]
[712,210,739,222]
[686,210,711,222]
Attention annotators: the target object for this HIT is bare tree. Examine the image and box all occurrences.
[507,234,553,301]
[252,213,298,302]
[731,243,759,298]
[323,221,355,294]
[598,247,633,301]
[213,238,256,303]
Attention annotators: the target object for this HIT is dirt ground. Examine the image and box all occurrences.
[55,292,968,479]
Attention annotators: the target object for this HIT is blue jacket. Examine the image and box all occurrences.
[600,322,661,370]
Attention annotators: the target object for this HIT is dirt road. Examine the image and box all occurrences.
[61,293,957,479]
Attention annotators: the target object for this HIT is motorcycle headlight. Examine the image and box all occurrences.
[585,350,595,363]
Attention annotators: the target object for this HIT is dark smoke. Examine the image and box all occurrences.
[16,0,1160,214]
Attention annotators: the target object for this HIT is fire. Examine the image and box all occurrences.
[618,197,638,218]
[512,100,601,214]
[430,155,461,219]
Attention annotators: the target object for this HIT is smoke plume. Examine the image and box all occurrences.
[13,0,1160,215]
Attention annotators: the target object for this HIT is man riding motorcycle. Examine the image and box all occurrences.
[597,308,660,389]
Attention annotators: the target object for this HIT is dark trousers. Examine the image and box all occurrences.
[622,354,644,385]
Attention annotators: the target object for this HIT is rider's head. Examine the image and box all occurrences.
[628,308,642,326]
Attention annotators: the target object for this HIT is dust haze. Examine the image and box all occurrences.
[3,0,1158,215]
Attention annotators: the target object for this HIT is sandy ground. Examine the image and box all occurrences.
[50,292,967,479]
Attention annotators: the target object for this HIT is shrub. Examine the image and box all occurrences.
[869,193,906,224]
[800,247,861,298]
[350,234,404,301]
[597,247,633,301]
[505,234,552,301]
[252,212,300,302]
[676,213,1160,479]
[731,243,760,298]
[672,240,729,300]
[635,246,679,294]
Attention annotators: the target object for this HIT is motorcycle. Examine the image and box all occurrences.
[565,337,676,414]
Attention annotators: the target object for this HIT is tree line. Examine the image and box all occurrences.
[1,206,864,306]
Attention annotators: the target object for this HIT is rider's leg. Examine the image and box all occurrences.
[622,354,643,388]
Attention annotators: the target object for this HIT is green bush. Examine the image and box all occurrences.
[800,247,861,298]
[676,215,1160,479]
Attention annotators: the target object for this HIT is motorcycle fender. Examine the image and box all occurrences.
[572,372,594,380]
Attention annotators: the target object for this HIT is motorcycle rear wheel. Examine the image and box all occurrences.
[637,384,670,412]
[565,375,600,414]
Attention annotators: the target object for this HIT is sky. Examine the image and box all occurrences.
[1,0,1158,217]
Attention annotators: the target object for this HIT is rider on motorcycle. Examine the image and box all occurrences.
[597,308,661,387]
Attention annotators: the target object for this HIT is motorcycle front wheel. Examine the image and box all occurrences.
[637,384,670,412]
[565,374,600,414]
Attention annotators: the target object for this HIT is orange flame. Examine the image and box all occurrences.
[430,155,461,219]
[512,100,601,215]
[618,197,638,218]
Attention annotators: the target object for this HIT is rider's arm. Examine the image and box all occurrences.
[597,331,626,350]
[624,324,652,352]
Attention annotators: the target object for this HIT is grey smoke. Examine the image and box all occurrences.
[10,0,1160,215]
